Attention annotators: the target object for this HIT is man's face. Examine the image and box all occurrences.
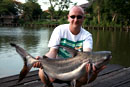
[68,8,85,28]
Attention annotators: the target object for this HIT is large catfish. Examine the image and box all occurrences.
[10,43,112,87]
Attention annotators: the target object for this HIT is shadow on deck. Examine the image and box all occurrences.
[0,64,130,87]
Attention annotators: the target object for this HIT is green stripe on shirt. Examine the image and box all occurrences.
[58,38,84,58]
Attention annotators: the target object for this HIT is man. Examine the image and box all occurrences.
[46,5,93,58]
[34,6,104,87]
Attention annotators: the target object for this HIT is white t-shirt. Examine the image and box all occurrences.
[48,24,93,58]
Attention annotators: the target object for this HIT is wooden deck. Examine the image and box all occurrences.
[0,64,130,87]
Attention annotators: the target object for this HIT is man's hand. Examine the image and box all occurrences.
[76,64,106,87]
[92,64,106,74]
[87,63,106,74]
[86,63,106,83]
[33,56,42,68]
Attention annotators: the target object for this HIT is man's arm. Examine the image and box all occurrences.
[33,47,58,68]
[45,47,58,58]
[83,48,92,52]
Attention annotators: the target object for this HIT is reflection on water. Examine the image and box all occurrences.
[89,29,130,67]
[0,27,130,78]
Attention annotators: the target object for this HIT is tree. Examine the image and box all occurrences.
[43,0,74,20]
[101,0,130,26]
[86,0,130,26]
[22,0,42,21]
[0,0,19,15]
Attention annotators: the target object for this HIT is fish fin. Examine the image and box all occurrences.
[44,71,50,82]
[17,65,30,83]
[87,72,93,84]
[10,43,36,82]
[87,63,93,84]
[10,43,16,47]
[58,45,78,57]
[43,71,54,87]
[71,79,76,87]
[43,55,49,59]
[10,43,34,61]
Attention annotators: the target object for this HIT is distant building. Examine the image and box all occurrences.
[43,10,50,13]
[0,14,18,24]
[80,0,95,12]
[80,3,91,10]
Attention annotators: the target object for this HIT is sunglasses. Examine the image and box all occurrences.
[70,15,83,19]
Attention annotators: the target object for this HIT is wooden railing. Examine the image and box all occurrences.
[0,23,129,31]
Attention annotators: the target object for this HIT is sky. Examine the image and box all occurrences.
[16,0,88,10]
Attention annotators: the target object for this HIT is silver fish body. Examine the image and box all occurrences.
[10,43,89,82]
[10,43,112,87]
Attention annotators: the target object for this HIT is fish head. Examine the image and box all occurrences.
[84,51,112,69]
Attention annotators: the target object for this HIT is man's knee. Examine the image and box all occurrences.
[38,68,47,84]
[39,68,44,78]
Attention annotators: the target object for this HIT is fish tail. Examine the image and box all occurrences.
[10,43,38,82]
[18,65,30,83]
[87,63,93,84]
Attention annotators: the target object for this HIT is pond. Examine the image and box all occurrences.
[0,27,130,78]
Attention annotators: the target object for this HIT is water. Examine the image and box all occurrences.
[0,27,130,78]
[0,27,53,78]
[90,29,130,67]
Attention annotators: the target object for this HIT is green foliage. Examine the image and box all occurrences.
[58,17,69,24]
[85,0,130,26]
[17,18,25,24]
[22,1,42,21]
[1,0,129,27]
[0,0,19,15]
[47,0,73,19]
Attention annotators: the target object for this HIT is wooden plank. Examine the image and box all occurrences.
[84,67,130,87]
[99,64,124,76]
[0,71,40,87]
[0,64,126,87]
[19,64,126,87]
[116,81,130,87]
[0,75,40,87]
[0,70,38,83]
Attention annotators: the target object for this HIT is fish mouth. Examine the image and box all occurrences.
[102,51,112,61]
[103,54,112,62]
[94,54,112,69]
[108,55,112,59]
[104,54,112,60]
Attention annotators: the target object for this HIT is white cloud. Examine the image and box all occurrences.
[17,0,88,10]
[74,0,88,5]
